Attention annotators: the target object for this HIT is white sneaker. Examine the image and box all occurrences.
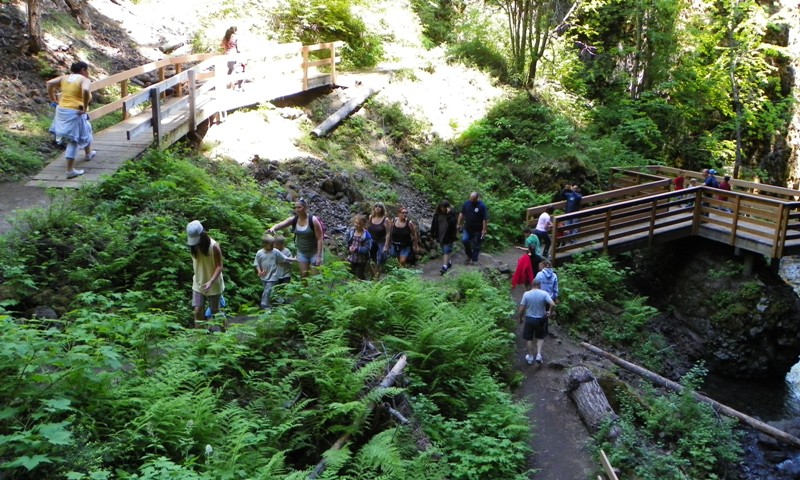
[85,150,97,161]
[525,354,534,365]
[66,169,84,179]
[535,354,543,364]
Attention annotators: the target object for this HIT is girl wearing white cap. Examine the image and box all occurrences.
[186,220,225,328]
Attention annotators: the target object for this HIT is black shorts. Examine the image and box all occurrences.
[523,316,548,340]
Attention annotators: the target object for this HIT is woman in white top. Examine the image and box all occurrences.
[533,206,555,257]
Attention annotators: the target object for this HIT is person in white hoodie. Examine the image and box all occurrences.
[534,259,559,302]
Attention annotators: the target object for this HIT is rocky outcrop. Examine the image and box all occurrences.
[626,237,800,379]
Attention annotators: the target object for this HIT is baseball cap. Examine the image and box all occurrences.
[186,220,204,246]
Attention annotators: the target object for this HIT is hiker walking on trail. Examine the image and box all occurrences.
[535,258,559,303]
[254,234,296,310]
[457,192,488,265]
[367,203,391,279]
[186,220,225,329]
[221,26,244,90]
[562,184,582,236]
[702,168,719,188]
[673,170,685,190]
[518,278,556,365]
[533,206,555,257]
[387,206,420,268]
[268,198,325,277]
[274,235,293,286]
[346,214,373,280]
[47,61,97,179]
[431,200,458,275]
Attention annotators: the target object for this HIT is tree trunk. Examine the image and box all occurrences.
[311,87,377,137]
[582,342,800,449]
[27,0,44,54]
[565,366,619,438]
[781,0,800,188]
[63,0,91,30]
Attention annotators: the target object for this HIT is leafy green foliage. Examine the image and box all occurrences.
[410,0,464,47]
[448,39,508,81]
[272,0,385,69]
[598,366,742,479]
[0,114,53,182]
[0,165,530,479]
[0,149,283,317]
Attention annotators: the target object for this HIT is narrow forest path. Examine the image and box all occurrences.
[0,179,52,235]
[418,250,597,479]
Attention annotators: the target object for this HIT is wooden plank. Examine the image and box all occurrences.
[150,89,162,147]
[302,46,310,91]
[600,449,619,480]
[91,53,215,90]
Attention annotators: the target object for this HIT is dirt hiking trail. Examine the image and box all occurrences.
[419,249,597,479]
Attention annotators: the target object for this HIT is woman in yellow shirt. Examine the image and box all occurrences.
[46,61,96,179]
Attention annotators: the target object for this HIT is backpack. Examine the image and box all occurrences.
[291,214,327,240]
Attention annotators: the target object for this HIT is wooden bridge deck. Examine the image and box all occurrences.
[28,42,341,189]
[528,168,800,263]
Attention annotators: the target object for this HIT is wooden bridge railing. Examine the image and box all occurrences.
[85,41,343,148]
[618,165,800,201]
[544,186,800,263]
[526,178,672,225]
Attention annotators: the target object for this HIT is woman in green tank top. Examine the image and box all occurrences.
[268,199,324,277]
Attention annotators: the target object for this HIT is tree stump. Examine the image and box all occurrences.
[566,366,619,438]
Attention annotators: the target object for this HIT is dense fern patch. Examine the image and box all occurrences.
[0,150,530,479]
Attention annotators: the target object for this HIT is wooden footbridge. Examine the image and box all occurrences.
[28,41,343,188]
[529,166,800,264]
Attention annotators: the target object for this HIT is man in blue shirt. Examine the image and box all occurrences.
[457,192,488,265]
[562,184,582,237]
[518,279,556,365]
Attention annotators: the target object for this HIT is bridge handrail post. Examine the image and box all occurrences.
[302,45,310,91]
[603,210,611,253]
[175,63,184,97]
[158,66,166,100]
[774,203,790,258]
[729,195,742,245]
[648,200,657,246]
[330,42,337,84]
[120,79,129,119]
[149,87,162,148]
[188,69,197,131]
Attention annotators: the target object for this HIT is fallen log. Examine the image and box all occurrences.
[566,366,619,438]
[310,87,377,138]
[581,342,800,449]
[308,354,407,479]
[382,398,434,452]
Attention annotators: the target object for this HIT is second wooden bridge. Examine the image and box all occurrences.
[29,41,343,188]
[529,166,800,264]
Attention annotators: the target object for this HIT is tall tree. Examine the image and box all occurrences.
[491,0,577,86]
[27,0,44,54]
[715,0,774,179]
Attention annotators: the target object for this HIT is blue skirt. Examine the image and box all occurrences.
[50,106,93,147]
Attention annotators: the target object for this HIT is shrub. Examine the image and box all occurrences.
[598,366,742,479]
[272,0,384,69]
[448,39,508,81]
